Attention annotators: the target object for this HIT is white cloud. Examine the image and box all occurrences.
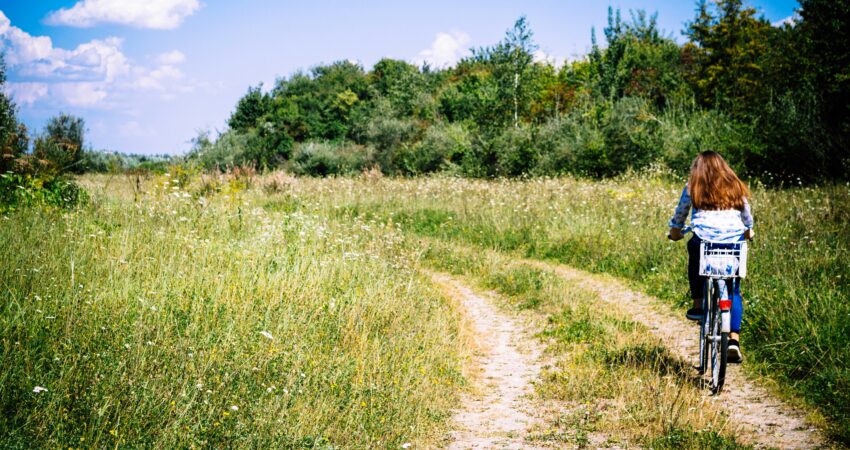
[772,13,800,28]
[155,50,185,65]
[0,12,9,35]
[414,31,471,68]
[532,49,567,68]
[45,0,201,30]
[132,64,184,91]
[0,11,196,109]
[4,27,53,65]
[52,82,109,106]
[4,82,49,105]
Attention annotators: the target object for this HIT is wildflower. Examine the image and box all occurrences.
[259,331,274,340]
[401,444,412,449]
[33,386,48,393]
[230,405,238,411]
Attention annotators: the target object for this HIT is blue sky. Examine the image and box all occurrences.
[0,0,799,155]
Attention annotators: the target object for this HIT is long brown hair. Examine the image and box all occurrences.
[688,151,749,210]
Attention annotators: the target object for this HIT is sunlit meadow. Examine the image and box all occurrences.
[0,173,465,448]
[2,170,849,446]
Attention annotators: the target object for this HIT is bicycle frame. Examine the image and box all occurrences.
[697,240,747,394]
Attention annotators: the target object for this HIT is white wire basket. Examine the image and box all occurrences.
[699,241,748,278]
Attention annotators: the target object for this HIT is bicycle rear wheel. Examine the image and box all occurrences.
[709,296,728,394]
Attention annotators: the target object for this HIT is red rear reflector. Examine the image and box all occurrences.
[719,299,732,310]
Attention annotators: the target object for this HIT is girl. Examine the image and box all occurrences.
[668,151,754,363]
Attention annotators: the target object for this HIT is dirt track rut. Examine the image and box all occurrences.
[430,272,547,449]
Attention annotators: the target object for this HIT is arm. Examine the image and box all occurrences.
[741,197,755,239]
[668,185,691,240]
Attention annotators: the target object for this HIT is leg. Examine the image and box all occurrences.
[686,236,705,319]
[687,235,704,306]
[730,278,743,338]
[728,279,744,362]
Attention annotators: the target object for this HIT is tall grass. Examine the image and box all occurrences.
[283,172,850,443]
[0,175,464,448]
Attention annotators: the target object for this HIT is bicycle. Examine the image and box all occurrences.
[670,227,748,394]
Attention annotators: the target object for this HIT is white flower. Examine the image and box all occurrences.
[33,386,48,393]
[401,443,412,449]
[259,331,274,340]
[266,386,276,393]
[230,405,239,411]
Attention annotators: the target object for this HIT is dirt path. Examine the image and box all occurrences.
[522,259,827,450]
[430,272,548,449]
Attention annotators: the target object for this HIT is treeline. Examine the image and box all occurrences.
[192,0,848,182]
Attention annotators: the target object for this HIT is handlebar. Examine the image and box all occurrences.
[667,226,692,241]
[666,226,754,242]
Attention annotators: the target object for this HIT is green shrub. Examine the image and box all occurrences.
[289,141,375,176]
[0,172,87,211]
[399,123,472,175]
[655,105,760,175]
[492,125,536,176]
[599,96,661,176]
[532,109,607,177]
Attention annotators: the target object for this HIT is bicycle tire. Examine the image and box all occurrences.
[698,280,710,375]
[710,303,728,394]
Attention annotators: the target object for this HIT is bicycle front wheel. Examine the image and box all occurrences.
[709,306,728,394]
[698,281,711,375]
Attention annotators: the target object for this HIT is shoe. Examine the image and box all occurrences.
[686,307,704,321]
[727,339,743,363]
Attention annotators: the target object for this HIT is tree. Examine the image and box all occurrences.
[472,16,539,128]
[268,60,370,142]
[590,8,690,108]
[33,114,86,173]
[683,0,773,117]
[798,0,850,177]
[228,85,269,132]
[1,56,29,174]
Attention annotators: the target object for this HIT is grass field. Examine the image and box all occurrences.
[1,174,465,448]
[2,171,848,447]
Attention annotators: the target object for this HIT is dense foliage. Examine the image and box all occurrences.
[198,1,848,182]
